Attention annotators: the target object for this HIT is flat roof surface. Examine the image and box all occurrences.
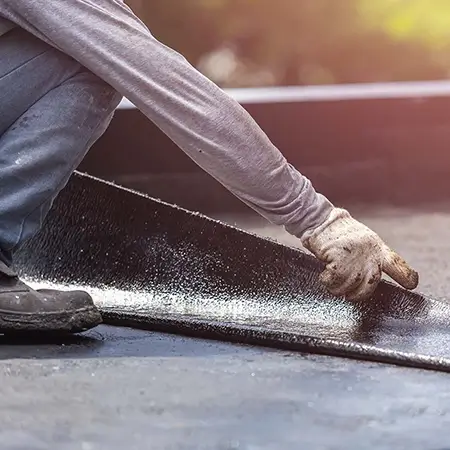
[2,204,450,449]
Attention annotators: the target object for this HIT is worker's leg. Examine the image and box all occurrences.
[0,27,122,332]
[0,27,122,264]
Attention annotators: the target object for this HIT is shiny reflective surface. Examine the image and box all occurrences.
[14,172,450,373]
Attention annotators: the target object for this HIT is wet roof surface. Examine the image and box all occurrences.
[3,201,450,449]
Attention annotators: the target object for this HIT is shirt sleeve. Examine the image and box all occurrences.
[0,0,334,238]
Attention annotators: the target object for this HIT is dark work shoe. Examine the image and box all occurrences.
[0,273,102,334]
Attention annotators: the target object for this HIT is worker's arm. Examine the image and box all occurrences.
[0,0,418,299]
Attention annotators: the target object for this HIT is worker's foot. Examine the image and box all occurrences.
[0,263,102,334]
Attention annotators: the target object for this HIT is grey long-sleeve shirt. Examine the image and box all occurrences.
[0,1,334,239]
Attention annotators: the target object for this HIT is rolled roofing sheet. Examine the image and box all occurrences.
[14,172,450,373]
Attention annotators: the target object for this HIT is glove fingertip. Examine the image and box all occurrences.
[383,248,419,290]
[401,268,419,290]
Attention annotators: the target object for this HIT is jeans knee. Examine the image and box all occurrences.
[71,69,123,138]
[93,82,123,138]
[92,77,122,127]
[101,82,123,113]
[84,70,122,113]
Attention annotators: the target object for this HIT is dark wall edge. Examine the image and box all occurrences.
[79,83,450,213]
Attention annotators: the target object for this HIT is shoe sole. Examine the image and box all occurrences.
[0,306,102,334]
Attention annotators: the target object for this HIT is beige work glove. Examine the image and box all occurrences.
[300,208,419,300]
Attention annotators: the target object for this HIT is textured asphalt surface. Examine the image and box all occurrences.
[2,203,450,450]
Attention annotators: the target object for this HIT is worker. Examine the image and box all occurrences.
[0,0,419,333]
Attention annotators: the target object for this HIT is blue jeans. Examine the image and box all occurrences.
[0,28,122,267]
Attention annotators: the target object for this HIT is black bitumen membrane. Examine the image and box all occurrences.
[1,171,450,447]
[12,171,450,374]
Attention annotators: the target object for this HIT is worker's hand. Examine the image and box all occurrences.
[300,208,419,300]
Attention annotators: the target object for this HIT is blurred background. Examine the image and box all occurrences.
[82,0,450,213]
[126,0,450,88]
